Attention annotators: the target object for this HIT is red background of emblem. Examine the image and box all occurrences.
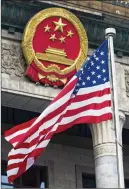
[26,16,81,86]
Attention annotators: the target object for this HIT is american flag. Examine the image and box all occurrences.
[4,40,112,183]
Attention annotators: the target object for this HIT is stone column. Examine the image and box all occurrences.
[90,111,125,188]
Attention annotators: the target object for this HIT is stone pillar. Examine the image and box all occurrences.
[90,111,125,188]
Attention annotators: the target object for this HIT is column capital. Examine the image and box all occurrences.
[90,120,115,147]
[90,111,126,159]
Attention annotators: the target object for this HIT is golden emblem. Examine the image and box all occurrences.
[22,8,88,87]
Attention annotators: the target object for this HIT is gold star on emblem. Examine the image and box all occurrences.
[49,34,56,41]
[53,18,67,33]
[67,30,74,38]
[44,25,51,32]
[59,36,65,43]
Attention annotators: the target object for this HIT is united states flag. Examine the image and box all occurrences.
[5,40,112,183]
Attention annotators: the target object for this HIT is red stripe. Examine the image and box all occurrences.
[72,87,111,102]
[51,77,77,104]
[62,101,111,118]
[56,113,112,134]
[8,159,28,183]
[4,118,37,138]
[8,154,27,160]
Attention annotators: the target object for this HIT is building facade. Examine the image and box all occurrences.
[1,0,129,188]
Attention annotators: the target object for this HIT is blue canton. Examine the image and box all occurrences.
[73,40,109,95]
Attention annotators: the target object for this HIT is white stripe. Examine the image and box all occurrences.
[25,133,45,143]
[60,107,112,125]
[5,129,30,143]
[8,158,24,165]
[36,139,50,149]
[13,142,18,147]
[68,94,111,110]
[64,75,77,86]
[24,111,68,143]
[7,168,19,177]
[26,157,34,170]
[9,144,37,156]
[78,82,110,95]
[9,138,50,159]
[8,139,50,166]
[25,132,39,143]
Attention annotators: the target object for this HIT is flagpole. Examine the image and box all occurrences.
[105,28,125,188]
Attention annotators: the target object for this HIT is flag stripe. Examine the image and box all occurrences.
[72,87,110,102]
[78,81,110,95]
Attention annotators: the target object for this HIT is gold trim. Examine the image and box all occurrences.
[38,73,45,80]
[22,8,88,74]
[36,52,74,66]
[45,47,67,57]
[47,75,59,82]
[38,72,67,84]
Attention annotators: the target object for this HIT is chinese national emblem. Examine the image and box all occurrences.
[22,8,88,87]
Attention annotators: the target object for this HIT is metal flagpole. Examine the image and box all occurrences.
[105,28,125,188]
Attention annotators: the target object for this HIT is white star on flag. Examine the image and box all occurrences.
[91,71,95,75]
[97,75,101,79]
[102,69,106,73]
[96,66,100,70]
[92,80,96,84]
[87,76,90,80]
[101,60,105,64]
[100,51,104,55]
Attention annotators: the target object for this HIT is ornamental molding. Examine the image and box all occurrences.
[94,143,116,159]
[125,69,129,97]
[2,42,26,77]
[90,112,126,148]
